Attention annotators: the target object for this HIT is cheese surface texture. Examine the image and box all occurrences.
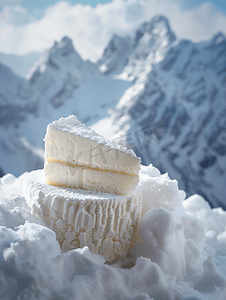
[44,115,140,195]
[23,170,142,262]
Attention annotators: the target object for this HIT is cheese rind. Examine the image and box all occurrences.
[23,170,142,262]
[44,116,140,195]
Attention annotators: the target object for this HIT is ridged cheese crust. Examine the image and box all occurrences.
[23,170,142,262]
[44,115,140,195]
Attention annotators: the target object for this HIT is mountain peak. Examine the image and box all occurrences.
[98,15,176,76]
[102,34,129,55]
[134,15,176,47]
[51,36,76,57]
[205,31,226,53]
[211,32,226,46]
[98,34,133,74]
[132,15,176,61]
[28,36,83,80]
[58,36,75,55]
[149,15,175,39]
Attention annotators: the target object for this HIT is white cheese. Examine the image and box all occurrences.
[44,115,140,195]
[23,170,142,262]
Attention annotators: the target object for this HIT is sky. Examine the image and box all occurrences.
[0,0,226,61]
[11,0,226,13]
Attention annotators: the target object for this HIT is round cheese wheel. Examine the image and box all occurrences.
[23,170,142,262]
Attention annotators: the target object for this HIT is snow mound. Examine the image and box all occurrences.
[0,165,226,299]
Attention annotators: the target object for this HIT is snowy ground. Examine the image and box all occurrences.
[0,164,226,300]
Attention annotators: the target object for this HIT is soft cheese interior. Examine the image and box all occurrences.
[44,115,140,195]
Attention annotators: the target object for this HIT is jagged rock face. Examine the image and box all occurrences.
[133,15,176,58]
[0,62,44,176]
[205,32,226,85]
[0,63,39,127]
[0,166,4,177]
[98,15,176,79]
[98,34,133,74]
[94,18,226,208]
[28,36,98,108]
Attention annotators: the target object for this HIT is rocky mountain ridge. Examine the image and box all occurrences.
[98,16,176,80]
[1,15,226,208]
[94,16,226,208]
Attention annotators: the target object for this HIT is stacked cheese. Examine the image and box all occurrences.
[24,115,141,262]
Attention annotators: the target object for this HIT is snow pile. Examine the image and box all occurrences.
[0,165,226,300]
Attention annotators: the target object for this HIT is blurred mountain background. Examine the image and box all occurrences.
[0,0,226,209]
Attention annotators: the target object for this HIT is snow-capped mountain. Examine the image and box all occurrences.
[98,15,176,80]
[98,34,133,75]
[28,36,97,106]
[0,62,43,175]
[28,36,96,107]
[0,36,131,176]
[0,62,38,125]
[1,15,225,208]
[93,16,226,208]
[26,35,130,127]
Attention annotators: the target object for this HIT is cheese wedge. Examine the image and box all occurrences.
[44,115,140,195]
[23,170,142,262]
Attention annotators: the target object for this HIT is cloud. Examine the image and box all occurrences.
[0,0,22,9]
[0,0,226,61]
[0,6,34,27]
